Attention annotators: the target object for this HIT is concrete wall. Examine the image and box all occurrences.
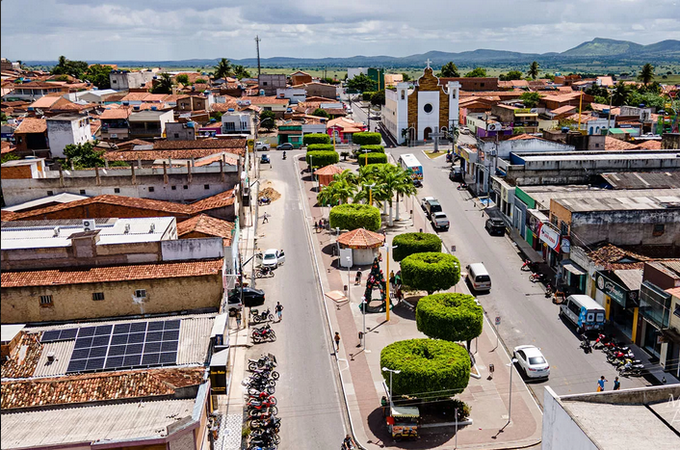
[347,68,368,80]
[161,238,223,262]
[303,84,338,99]
[166,122,196,141]
[46,118,93,159]
[542,387,598,450]
[258,74,286,95]
[1,273,223,323]
[571,209,680,246]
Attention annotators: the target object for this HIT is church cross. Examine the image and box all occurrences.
[425,58,432,69]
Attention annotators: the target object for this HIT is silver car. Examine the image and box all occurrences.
[513,345,550,379]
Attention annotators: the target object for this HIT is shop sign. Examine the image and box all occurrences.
[561,237,571,254]
[596,272,637,307]
[539,223,560,250]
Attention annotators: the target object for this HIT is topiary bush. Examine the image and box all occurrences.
[307,144,335,152]
[353,132,382,146]
[400,252,461,294]
[306,150,339,168]
[416,293,483,344]
[392,233,442,262]
[358,152,388,166]
[329,203,381,231]
[380,338,470,397]
[304,133,331,146]
[360,145,385,153]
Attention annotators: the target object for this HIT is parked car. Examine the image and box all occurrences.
[513,345,550,379]
[449,167,463,182]
[255,141,270,151]
[228,287,265,308]
[460,127,471,135]
[260,154,270,164]
[431,212,450,231]
[485,218,506,236]
[261,248,285,269]
[421,197,436,211]
[423,198,443,218]
[276,143,294,150]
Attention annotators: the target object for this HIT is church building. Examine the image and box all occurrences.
[383,63,460,145]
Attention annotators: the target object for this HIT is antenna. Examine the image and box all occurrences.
[255,35,261,78]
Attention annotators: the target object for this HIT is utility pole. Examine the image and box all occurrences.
[255,36,262,78]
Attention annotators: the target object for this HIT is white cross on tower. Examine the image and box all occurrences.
[425,59,432,69]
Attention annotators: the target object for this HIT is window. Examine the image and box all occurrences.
[183,185,188,190]
[480,83,485,87]
[171,185,177,190]
[112,79,117,84]
[204,184,210,190]
[92,292,105,301]
[47,191,54,196]
[174,133,180,138]
[263,82,268,86]
[224,122,235,131]
[114,188,120,193]
[674,303,680,319]
[148,186,155,192]
[40,295,53,306]
[568,300,581,316]
[134,289,147,298]
[423,103,433,114]
[80,189,86,195]
[653,224,665,236]
[401,91,405,100]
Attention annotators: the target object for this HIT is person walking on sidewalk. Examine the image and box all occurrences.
[334,332,341,352]
[235,311,242,329]
[389,270,396,289]
[355,270,362,286]
[613,377,621,390]
[275,302,283,322]
[263,212,269,224]
[597,375,608,392]
[381,396,388,417]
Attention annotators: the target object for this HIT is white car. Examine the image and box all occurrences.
[261,248,285,269]
[513,345,550,379]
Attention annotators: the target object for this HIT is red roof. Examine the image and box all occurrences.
[338,228,385,249]
[177,214,235,245]
[314,165,344,176]
[14,118,47,134]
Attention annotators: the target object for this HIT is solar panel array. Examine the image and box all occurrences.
[64,320,181,374]
[40,328,79,343]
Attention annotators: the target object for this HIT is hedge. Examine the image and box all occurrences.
[306,144,334,152]
[354,145,385,157]
[392,233,442,262]
[416,293,483,343]
[305,150,339,168]
[380,338,470,397]
[352,132,382,146]
[329,203,381,231]
[400,252,461,294]
[358,152,388,166]
[304,133,331,146]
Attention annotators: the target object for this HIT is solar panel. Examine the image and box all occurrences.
[142,353,160,365]
[40,328,79,343]
[89,347,108,358]
[144,341,162,353]
[110,334,128,346]
[147,321,164,331]
[130,322,147,333]
[146,331,163,342]
[61,328,78,340]
[113,323,130,334]
[66,359,87,373]
[78,327,96,337]
[127,333,144,344]
[164,320,181,330]
[85,358,106,371]
[159,352,177,364]
[95,325,113,336]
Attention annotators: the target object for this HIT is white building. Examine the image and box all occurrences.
[276,87,306,104]
[109,71,156,91]
[46,114,93,158]
[221,113,254,136]
[65,89,119,104]
[347,68,368,80]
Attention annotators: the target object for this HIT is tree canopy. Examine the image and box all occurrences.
[464,67,487,78]
[259,110,277,131]
[528,61,540,80]
[416,293,483,345]
[150,73,174,94]
[520,92,541,108]
[439,62,460,78]
[347,73,377,93]
[64,141,104,169]
[400,252,461,294]
[312,108,330,118]
[499,70,523,81]
[392,233,442,261]
[638,63,655,85]
[51,56,88,79]
[214,58,233,80]
[83,64,112,89]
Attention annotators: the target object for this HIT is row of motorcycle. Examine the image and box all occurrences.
[586,334,646,377]
[244,353,280,449]
[250,308,277,343]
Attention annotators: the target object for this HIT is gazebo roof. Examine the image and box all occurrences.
[338,228,385,249]
[314,164,344,176]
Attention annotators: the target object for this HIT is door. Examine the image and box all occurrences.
[423,127,432,141]
[277,250,285,266]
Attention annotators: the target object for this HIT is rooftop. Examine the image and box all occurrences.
[14,117,46,134]
[3,193,89,212]
[514,150,680,163]
[600,171,680,190]
[556,190,680,212]
[128,110,172,121]
[338,228,385,249]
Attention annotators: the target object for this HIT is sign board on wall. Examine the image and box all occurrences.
[538,223,560,251]
[596,272,638,308]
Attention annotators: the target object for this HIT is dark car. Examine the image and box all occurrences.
[449,167,463,182]
[276,143,294,150]
[260,154,270,164]
[228,287,265,307]
[485,218,506,236]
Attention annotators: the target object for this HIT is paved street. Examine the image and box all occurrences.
[388,146,650,405]
[247,153,345,449]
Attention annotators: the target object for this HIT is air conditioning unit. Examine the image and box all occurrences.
[82,220,93,231]
[53,226,61,237]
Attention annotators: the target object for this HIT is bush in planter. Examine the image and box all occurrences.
[380,338,470,397]
[353,132,382,146]
[358,153,388,166]
[392,233,442,261]
[353,145,385,158]
[305,150,339,168]
[304,133,331,146]
[329,203,381,231]
[416,293,483,344]
[340,151,350,161]
[307,144,334,152]
[400,252,461,294]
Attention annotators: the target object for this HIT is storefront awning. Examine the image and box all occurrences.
[614,269,643,292]
[509,229,545,264]
[562,261,586,276]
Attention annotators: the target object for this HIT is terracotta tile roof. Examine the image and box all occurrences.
[0,333,43,379]
[327,117,365,130]
[338,228,385,249]
[605,136,638,150]
[587,243,652,271]
[104,92,127,102]
[117,139,153,148]
[154,139,245,150]
[1,259,223,288]
[121,93,169,102]
[508,133,545,141]
[12,81,66,90]
[190,189,236,212]
[48,97,96,112]
[211,100,240,112]
[550,105,577,115]
[173,72,207,84]
[177,214,234,244]
[28,96,62,109]
[324,108,347,116]
[193,153,239,167]
[100,107,131,120]
[314,164,344,176]
[635,140,662,150]
[1,141,15,154]
[103,149,240,162]
[497,80,529,88]
[304,96,337,102]
[667,287,680,299]
[1,209,18,221]
[1,368,204,409]
[14,118,47,134]
[242,96,289,105]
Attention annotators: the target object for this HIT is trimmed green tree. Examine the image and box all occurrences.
[329,203,381,231]
[416,293,483,350]
[304,133,331,146]
[352,132,382,146]
[358,153,388,166]
[359,145,385,153]
[400,252,461,295]
[392,233,442,261]
[380,339,470,397]
[306,150,339,168]
[312,108,330,118]
[307,144,334,152]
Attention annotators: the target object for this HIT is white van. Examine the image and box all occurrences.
[559,295,606,333]
[466,263,491,292]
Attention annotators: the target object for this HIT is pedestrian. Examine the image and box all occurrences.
[389,270,396,288]
[235,310,242,329]
[314,221,319,233]
[263,212,269,224]
[597,375,608,392]
[275,302,283,321]
[355,270,362,286]
[395,270,402,286]
[613,377,621,390]
[334,332,341,351]
[381,396,388,417]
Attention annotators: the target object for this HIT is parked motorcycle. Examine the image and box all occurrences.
[529,272,546,283]
[249,416,281,431]
[255,266,275,278]
[248,354,277,371]
[250,308,274,324]
[248,386,275,396]
[252,324,277,343]
[282,151,287,160]
[258,197,271,206]
[618,361,645,376]
[249,368,280,380]
[593,333,614,350]
[247,407,278,419]
[250,427,280,444]
[521,259,539,272]
[457,183,468,191]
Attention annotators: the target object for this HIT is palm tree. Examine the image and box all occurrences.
[439,61,460,78]
[612,82,630,106]
[232,65,251,79]
[528,61,539,80]
[638,63,655,85]
[151,73,174,94]
[57,55,67,68]
[392,168,417,222]
[332,169,358,186]
[318,179,356,206]
[214,58,233,80]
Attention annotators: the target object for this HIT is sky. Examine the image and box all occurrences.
[1,0,679,62]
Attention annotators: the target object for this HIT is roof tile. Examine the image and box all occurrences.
[14,118,47,134]
[177,214,234,245]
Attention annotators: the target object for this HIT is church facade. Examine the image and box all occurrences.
[384,64,460,145]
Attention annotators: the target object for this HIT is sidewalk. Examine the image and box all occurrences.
[299,155,543,449]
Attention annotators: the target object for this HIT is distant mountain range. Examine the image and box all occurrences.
[23,38,680,69]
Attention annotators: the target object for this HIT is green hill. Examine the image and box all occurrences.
[561,38,644,56]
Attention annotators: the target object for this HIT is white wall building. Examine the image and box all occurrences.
[109,71,156,91]
[221,113,253,136]
[347,68,368,80]
[46,114,93,159]
[276,87,306,104]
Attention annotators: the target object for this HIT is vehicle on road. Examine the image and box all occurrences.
[261,249,285,269]
[460,126,471,135]
[485,218,506,236]
[229,287,266,308]
[420,196,436,211]
[255,142,270,151]
[513,345,550,379]
[449,166,463,182]
[466,263,491,292]
[559,294,606,333]
[399,153,423,181]
[422,197,442,218]
[430,212,450,231]
[412,179,423,188]
[387,404,420,439]
[260,154,270,164]
[276,142,294,150]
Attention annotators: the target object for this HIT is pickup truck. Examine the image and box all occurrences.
[431,212,450,231]
[255,142,270,151]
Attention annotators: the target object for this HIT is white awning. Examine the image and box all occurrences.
[562,261,586,276]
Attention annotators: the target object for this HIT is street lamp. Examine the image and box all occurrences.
[507,358,518,426]
[361,296,367,350]
[345,255,351,304]
[364,182,375,206]
[381,367,401,406]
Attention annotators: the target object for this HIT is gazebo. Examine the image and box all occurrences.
[314,164,344,188]
[337,228,385,265]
